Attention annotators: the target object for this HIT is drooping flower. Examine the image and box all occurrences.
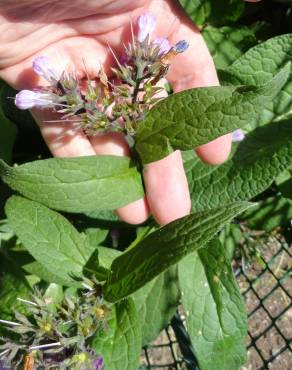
[153,37,171,55]
[32,56,60,83]
[137,13,156,42]
[0,359,10,370]
[15,90,58,110]
[173,40,189,53]
[232,129,245,142]
[92,357,104,370]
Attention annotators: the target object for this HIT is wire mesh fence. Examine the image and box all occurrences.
[140,237,292,370]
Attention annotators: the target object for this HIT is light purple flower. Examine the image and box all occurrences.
[32,56,60,82]
[92,357,104,370]
[232,129,245,142]
[137,13,156,42]
[15,90,57,110]
[153,37,171,55]
[173,40,189,53]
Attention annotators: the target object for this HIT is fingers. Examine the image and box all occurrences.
[143,150,191,225]
[31,110,96,157]
[195,134,232,164]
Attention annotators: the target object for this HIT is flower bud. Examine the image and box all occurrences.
[15,90,57,110]
[32,56,60,82]
[173,40,189,53]
[232,129,245,142]
[137,13,156,42]
[153,37,171,55]
[92,357,104,370]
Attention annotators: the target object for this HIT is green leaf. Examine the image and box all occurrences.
[0,155,144,213]
[185,119,292,211]
[179,0,244,26]
[103,202,253,302]
[92,298,141,370]
[244,195,292,232]
[5,196,93,285]
[219,34,292,126]
[23,261,72,286]
[202,25,257,69]
[135,65,289,164]
[0,250,30,320]
[276,169,292,200]
[44,283,64,306]
[133,266,180,346]
[219,223,242,260]
[178,238,247,370]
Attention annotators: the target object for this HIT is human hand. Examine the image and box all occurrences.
[0,0,232,225]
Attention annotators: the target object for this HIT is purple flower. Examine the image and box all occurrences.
[15,90,58,110]
[137,13,156,42]
[153,37,171,55]
[232,129,245,142]
[92,357,104,370]
[32,56,60,82]
[173,40,189,53]
[0,359,10,370]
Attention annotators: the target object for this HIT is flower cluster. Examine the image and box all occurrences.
[15,13,189,146]
[0,279,106,369]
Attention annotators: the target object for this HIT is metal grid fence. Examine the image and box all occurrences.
[140,238,292,370]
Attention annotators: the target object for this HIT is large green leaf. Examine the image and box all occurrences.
[103,202,253,302]
[0,155,144,213]
[135,65,289,164]
[179,0,244,26]
[219,34,292,125]
[202,25,257,69]
[244,194,292,232]
[5,196,93,285]
[178,238,247,370]
[133,265,180,346]
[92,298,141,370]
[184,119,292,211]
[0,249,30,320]
[86,245,180,346]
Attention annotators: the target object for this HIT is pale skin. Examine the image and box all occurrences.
[0,0,259,225]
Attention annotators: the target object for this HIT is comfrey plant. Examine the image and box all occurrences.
[0,280,106,370]
[15,13,188,147]
[0,8,291,370]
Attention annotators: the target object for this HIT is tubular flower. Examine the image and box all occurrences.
[32,56,60,83]
[232,129,245,142]
[15,90,59,110]
[153,37,171,55]
[173,40,189,53]
[137,13,156,42]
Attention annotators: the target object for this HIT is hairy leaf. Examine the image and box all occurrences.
[104,202,253,302]
[244,195,292,232]
[219,34,292,125]
[0,155,144,213]
[179,0,244,26]
[5,196,92,285]
[203,25,257,69]
[184,119,292,211]
[136,65,289,164]
[179,239,247,370]
[133,266,180,346]
[0,250,30,320]
[92,298,141,370]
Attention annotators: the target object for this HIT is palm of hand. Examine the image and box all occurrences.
[0,0,232,225]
